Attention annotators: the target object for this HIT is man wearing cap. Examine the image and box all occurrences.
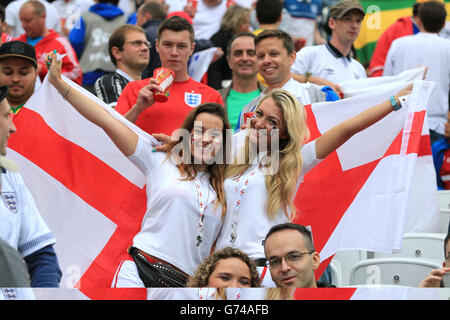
[290,0,367,87]
[0,41,38,119]
[15,0,82,85]
[0,84,62,287]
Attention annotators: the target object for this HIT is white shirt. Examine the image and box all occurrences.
[291,43,367,84]
[5,0,61,38]
[384,32,450,135]
[214,138,321,259]
[129,135,223,276]
[192,0,227,40]
[0,169,55,258]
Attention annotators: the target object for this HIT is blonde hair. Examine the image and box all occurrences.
[220,4,250,33]
[225,89,310,219]
[265,288,294,300]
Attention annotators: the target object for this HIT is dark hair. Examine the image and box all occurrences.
[138,1,167,21]
[226,32,255,57]
[254,29,295,54]
[412,2,421,17]
[255,0,282,24]
[445,232,450,259]
[97,0,120,7]
[166,103,230,218]
[108,24,146,66]
[264,223,315,252]
[157,15,194,42]
[418,0,447,33]
[0,5,5,23]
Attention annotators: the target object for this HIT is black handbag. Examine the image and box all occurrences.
[128,247,188,287]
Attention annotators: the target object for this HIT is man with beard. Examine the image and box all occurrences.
[0,41,38,120]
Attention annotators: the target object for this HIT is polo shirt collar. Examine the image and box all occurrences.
[325,41,351,62]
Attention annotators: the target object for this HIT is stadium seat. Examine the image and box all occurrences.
[330,250,368,286]
[440,208,450,233]
[349,257,442,287]
[438,190,450,210]
[328,259,343,287]
[371,233,446,261]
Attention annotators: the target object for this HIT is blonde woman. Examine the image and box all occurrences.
[214,86,412,285]
[207,4,251,89]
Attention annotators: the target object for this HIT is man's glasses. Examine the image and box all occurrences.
[124,40,151,48]
[266,250,315,269]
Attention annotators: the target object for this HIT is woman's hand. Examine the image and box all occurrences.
[45,50,65,92]
[152,133,174,152]
[394,83,413,103]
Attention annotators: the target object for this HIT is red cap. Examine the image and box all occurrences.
[167,11,193,24]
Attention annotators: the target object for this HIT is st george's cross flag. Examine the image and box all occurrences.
[6,70,439,299]
[293,76,440,277]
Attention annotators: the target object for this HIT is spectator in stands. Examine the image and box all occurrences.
[187,246,261,288]
[50,0,94,37]
[368,2,421,77]
[16,0,82,85]
[384,0,450,146]
[94,25,150,108]
[236,29,339,130]
[0,41,38,119]
[263,223,334,288]
[127,0,168,25]
[5,0,61,38]
[115,16,223,136]
[136,1,167,79]
[432,111,450,190]
[419,232,450,287]
[0,5,13,44]
[69,0,126,90]
[290,0,366,96]
[253,0,283,35]
[0,84,62,287]
[219,32,264,131]
[283,0,326,47]
[191,0,227,40]
[207,4,251,90]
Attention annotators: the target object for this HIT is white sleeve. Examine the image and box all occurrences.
[291,48,311,76]
[127,135,165,176]
[15,172,56,257]
[383,41,397,76]
[300,139,322,177]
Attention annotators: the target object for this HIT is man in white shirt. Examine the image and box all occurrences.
[290,0,367,91]
[5,0,61,38]
[384,0,450,145]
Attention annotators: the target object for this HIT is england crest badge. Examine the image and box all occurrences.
[2,192,17,213]
[185,92,202,107]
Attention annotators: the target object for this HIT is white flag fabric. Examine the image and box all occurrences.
[187,47,218,82]
[294,77,440,273]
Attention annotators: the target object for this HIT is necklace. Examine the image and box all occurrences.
[192,173,213,247]
[229,165,259,245]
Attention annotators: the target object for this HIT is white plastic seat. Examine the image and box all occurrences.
[330,250,367,286]
[371,232,446,261]
[349,257,441,287]
[438,190,450,210]
[328,259,342,287]
[440,208,450,233]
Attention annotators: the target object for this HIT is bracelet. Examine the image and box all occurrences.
[304,72,312,83]
[59,85,71,100]
[389,95,402,111]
